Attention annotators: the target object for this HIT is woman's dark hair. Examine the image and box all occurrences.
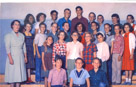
[24,14,35,24]
[70,31,81,41]
[36,13,46,22]
[111,13,120,23]
[96,32,104,38]
[39,22,47,28]
[57,30,67,40]
[50,10,58,15]
[127,14,135,23]
[91,21,99,30]
[123,23,133,32]
[114,24,121,29]
[75,22,86,33]
[97,14,104,23]
[11,20,21,29]
[24,22,32,28]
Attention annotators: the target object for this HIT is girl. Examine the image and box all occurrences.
[52,31,67,69]
[35,13,48,34]
[97,14,105,33]
[24,14,36,34]
[122,23,135,85]
[75,22,86,44]
[96,31,110,73]
[4,20,27,87]
[83,32,97,71]
[126,14,135,33]
[24,23,35,83]
[91,21,99,44]
[34,22,47,83]
[41,36,54,87]
[63,22,71,42]
[66,31,83,81]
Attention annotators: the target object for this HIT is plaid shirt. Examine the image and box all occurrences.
[52,41,67,63]
[83,43,97,64]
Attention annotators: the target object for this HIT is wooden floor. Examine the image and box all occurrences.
[1,74,136,87]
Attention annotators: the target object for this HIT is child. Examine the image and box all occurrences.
[34,22,47,83]
[24,23,35,83]
[75,22,86,44]
[91,22,99,44]
[89,58,109,87]
[62,22,71,42]
[66,31,83,81]
[111,24,124,85]
[83,32,97,71]
[122,23,135,85]
[48,58,67,87]
[69,58,90,87]
[52,31,67,69]
[48,22,58,43]
[41,36,54,87]
[96,32,110,73]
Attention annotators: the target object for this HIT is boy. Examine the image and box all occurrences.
[69,58,90,87]
[48,58,67,87]
[89,58,109,87]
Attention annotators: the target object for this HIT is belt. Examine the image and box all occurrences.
[73,84,85,87]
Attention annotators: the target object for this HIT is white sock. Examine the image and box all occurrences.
[126,78,129,82]
[128,78,131,83]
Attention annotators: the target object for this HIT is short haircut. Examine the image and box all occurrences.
[75,22,86,33]
[39,22,47,28]
[51,22,58,27]
[91,21,99,29]
[24,13,35,24]
[123,23,133,32]
[36,13,46,22]
[50,10,58,15]
[57,30,67,40]
[11,20,21,29]
[55,56,62,62]
[97,14,104,23]
[75,57,84,63]
[64,8,71,13]
[92,58,101,64]
[62,22,69,27]
[104,23,111,28]
[111,13,120,23]
[89,12,96,18]
[76,6,83,11]
[70,31,81,41]
[114,24,121,29]
[127,14,135,23]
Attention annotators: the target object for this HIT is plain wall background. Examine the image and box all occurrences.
[0,3,136,74]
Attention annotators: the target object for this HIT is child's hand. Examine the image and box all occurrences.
[43,67,47,71]
[9,58,14,65]
[38,54,41,58]
[130,54,133,60]
[118,55,121,61]
[63,84,67,87]
[24,57,27,63]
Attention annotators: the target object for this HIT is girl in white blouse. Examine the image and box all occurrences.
[96,31,110,73]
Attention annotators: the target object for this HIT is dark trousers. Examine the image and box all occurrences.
[51,85,63,87]
[35,47,42,82]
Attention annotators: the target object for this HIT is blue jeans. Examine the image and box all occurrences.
[51,85,63,87]
[35,47,42,82]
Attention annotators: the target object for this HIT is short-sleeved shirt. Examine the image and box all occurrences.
[83,43,97,64]
[34,33,47,46]
[58,17,71,31]
[89,69,109,87]
[48,32,58,43]
[67,41,83,59]
[70,68,90,85]
[48,68,67,85]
